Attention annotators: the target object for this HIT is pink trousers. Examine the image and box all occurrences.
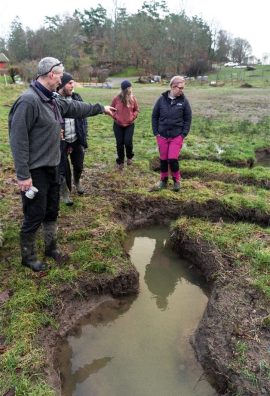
[156,135,184,181]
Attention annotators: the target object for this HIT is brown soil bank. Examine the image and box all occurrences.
[170,228,270,396]
[116,192,270,227]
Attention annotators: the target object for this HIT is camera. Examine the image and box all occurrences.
[25,186,38,199]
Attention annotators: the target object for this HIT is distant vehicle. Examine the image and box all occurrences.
[224,62,239,67]
[101,81,112,89]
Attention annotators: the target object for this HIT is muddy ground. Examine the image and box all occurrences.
[30,167,269,396]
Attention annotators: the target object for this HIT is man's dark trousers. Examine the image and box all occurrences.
[21,166,60,234]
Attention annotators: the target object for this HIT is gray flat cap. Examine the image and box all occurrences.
[37,57,63,77]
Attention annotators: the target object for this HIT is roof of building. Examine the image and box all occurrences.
[0,53,9,62]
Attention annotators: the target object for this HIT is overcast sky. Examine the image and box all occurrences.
[1,0,269,59]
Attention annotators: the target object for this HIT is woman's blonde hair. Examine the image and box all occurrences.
[119,89,132,106]
[170,75,185,87]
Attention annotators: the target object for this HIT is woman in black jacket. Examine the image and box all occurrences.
[152,76,192,191]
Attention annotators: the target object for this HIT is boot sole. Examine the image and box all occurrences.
[22,262,48,272]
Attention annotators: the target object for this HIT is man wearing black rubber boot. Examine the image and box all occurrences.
[9,57,116,272]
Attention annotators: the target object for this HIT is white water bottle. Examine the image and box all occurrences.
[25,186,38,199]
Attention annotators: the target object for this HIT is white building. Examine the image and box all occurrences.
[262,53,270,65]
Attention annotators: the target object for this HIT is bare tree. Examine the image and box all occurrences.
[231,37,252,64]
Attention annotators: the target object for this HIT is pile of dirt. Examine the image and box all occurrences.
[240,83,253,88]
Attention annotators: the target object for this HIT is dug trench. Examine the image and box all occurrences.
[115,193,270,395]
[39,172,270,396]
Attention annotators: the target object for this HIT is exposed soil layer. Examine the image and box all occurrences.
[181,156,255,168]
[116,192,270,227]
[181,169,270,190]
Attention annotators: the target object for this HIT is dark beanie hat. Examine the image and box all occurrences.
[121,80,132,90]
[58,72,74,90]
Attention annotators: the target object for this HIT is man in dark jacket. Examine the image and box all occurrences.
[57,73,88,205]
[9,57,116,272]
[152,75,192,191]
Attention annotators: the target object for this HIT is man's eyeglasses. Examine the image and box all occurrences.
[172,85,184,90]
[38,62,63,77]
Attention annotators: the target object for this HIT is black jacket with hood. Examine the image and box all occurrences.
[152,90,192,138]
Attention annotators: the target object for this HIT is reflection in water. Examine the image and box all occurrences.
[59,226,217,396]
[145,235,178,310]
[127,227,207,311]
[61,355,112,395]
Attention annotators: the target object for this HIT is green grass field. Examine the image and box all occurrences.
[0,81,270,395]
[110,64,270,87]
[207,64,270,87]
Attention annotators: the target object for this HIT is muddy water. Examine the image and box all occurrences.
[58,226,217,396]
[255,149,270,167]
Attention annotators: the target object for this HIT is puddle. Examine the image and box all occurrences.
[58,226,217,396]
[255,148,270,167]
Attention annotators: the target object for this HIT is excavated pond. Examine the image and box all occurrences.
[58,226,217,396]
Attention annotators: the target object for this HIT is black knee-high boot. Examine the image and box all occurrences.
[73,171,84,195]
[20,231,48,272]
[43,221,68,263]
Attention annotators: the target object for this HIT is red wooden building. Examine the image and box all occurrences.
[0,53,9,75]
